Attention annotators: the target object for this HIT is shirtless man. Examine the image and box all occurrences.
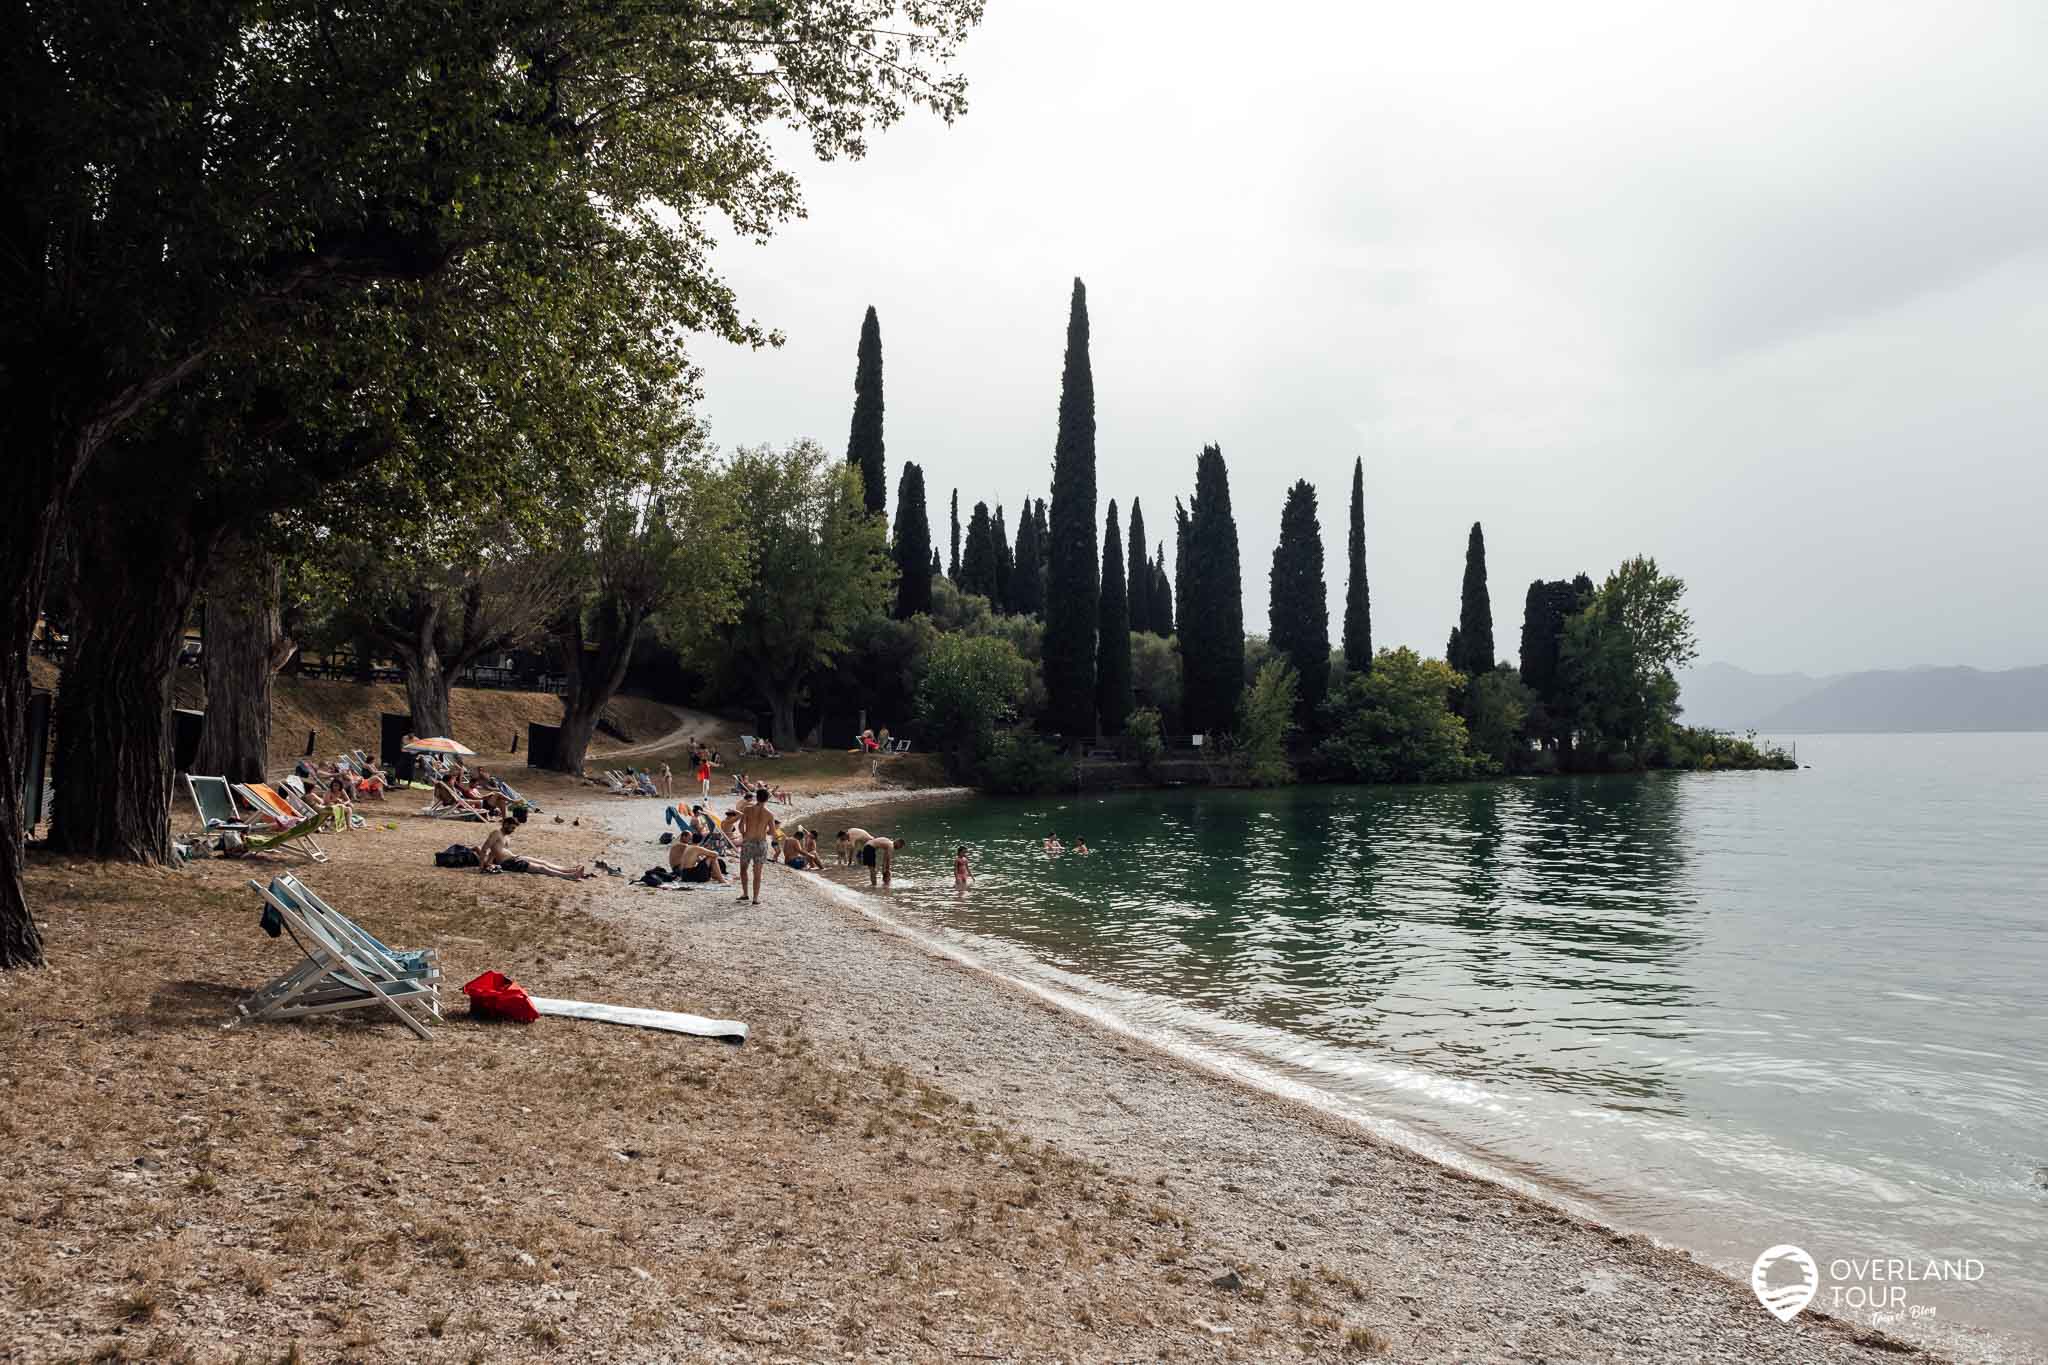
[668,833,730,885]
[865,834,905,887]
[736,787,776,905]
[837,827,873,865]
[479,817,590,880]
[780,825,812,870]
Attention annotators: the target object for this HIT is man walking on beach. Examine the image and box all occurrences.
[737,786,776,905]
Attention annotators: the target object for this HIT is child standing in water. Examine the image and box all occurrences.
[954,845,971,890]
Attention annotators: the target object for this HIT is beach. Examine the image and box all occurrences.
[0,773,2022,1362]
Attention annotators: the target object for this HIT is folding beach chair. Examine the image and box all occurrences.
[492,777,540,813]
[892,739,914,753]
[739,735,758,756]
[235,876,437,1039]
[234,783,330,861]
[187,775,251,834]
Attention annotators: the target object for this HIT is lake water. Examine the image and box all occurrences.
[835,733,2048,1349]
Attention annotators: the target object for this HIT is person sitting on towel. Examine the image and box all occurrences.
[480,817,590,880]
[668,833,730,885]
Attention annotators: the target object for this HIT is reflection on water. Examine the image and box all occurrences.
[839,733,2048,1347]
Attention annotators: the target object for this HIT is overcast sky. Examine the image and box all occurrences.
[692,0,2048,676]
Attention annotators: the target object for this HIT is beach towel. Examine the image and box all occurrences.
[528,996,746,1044]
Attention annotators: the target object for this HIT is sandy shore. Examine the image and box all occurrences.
[588,787,2037,1364]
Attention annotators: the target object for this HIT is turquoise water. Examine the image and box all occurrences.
[836,733,2048,1345]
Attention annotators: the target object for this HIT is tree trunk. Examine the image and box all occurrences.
[193,533,282,783]
[765,683,799,752]
[400,650,453,738]
[550,600,643,775]
[47,516,208,862]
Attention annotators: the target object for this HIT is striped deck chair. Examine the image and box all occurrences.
[235,877,436,1039]
[186,775,251,835]
[234,782,329,861]
[492,777,540,813]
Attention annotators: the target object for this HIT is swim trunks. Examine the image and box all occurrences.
[741,838,770,866]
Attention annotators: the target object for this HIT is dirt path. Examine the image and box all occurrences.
[592,704,733,761]
[580,787,2032,1365]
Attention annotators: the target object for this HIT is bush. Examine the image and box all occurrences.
[1232,659,1297,786]
[1127,706,1165,773]
[1651,726,1797,771]
[1130,632,1183,731]
[914,634,1034,777]
[1466,664,1534,775]
[1318,647,1475,783]
[978,733,1069,794]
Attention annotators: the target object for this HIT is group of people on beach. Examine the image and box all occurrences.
[666,784,822,904]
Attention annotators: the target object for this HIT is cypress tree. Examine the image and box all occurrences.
[948,489,960,579]
[1035,499,1050,577]
[1097,500,1133,734]
[1042,278,1100,737]
[1269,479,1330,726]
[1011,498,1044,617]
[1181,445,1243,734]
[1446,626,1463,667]
[1152,549,1173,636]
[847,305,886,516]
[930,548,942,580]
[1173,497,1191,635]
[1456,521,1494,674]
[891,462,933,619]
[1126,497,1151,634]
[960,501,997,600]
[1343,456,1372,674]
[992,504,1012,612]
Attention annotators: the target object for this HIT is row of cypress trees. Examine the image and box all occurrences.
[850,284,1526,745]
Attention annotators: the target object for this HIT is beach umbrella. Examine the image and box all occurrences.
[403,736,477,757]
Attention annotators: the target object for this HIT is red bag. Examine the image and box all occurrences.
[461,970,538,1024]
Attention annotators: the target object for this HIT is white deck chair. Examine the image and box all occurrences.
[235,877,436,1039]
[187,775,251,834]
[234,782,328,861]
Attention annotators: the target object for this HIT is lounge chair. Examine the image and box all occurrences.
[187,775,251,834]
[633,772,658,796]
[739,735,758,756]
[233,783,329,861]
[892,739,914,753]
[420,785,490,821]
[235,875,438,1039]
[492,777,539,813]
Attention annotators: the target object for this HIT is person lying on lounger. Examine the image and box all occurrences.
[479,817,590,880]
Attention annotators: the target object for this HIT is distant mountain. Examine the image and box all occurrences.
[1756,665,2048,734]
[1676,662,2048,733]
[1675,662,1830,731]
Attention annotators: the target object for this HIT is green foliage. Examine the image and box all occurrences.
[1318,648,1477,784]
[1233,659,1299,787]
[827,613,939,734]
[710,441,895,745]
[992,504,1013,609]
[960,501,997,599]
[1518,575,1593,749]
[928,574,995,635]
[1130,632,1184,732]
[1343,457,1372,674]
[1151,549,1175,637]
[1181,445,1245,735]
[1561,557,1699,769]
[1126,499,1153,635]
[1127,707,1166,773]
[1097,501,1134,735]
[1010,495,1045,617]
[848,306,887,516]
[1466,665,1535,775]
[1454,522,1495,676]
[1269,479,1331,728]
[978,733,1070,795]
[892,462,933,618]
[914,634,1035,775]
[1651,727,1799,771]
[1042,278,1100,738]
[949,489,961,579]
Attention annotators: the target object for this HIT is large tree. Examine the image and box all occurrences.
[1010,496,1045,617]
[892,462,934,619]
[1343,456,1372,674]
[1269,479,1331,728]
[713,442,894,749]
[847,305,887,516]
[1455,521,1495,676]
[1097,501,1134,735]
[959,501,997,600]
[991,504,1013,612]
[1173,499,1191,638]
[1181,446,1244,735]
[192,530,294,785]
[949,489,962,579]
[1041,279,1099,739]
[0,0,983,967]
[1519,574,1594,751]
[1561,558,1698,769]
[1152,548,1175,637]
[552,458,748,774]
[1126,498,1153,635]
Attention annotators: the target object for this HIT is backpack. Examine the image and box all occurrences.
[659,831,674,845]
[435,843,480,868]
[641,867,673,887]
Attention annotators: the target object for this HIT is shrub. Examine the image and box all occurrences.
[1232,659,1297,786]
[1126,706,1165,773]
[978,733,1069,794]
[1318,647,1475,783]
[914,634,1034,777]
